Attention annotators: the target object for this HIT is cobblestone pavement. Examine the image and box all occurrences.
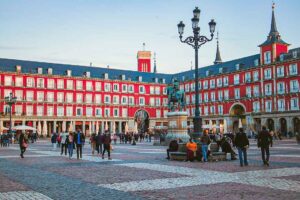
[0,139,300,200]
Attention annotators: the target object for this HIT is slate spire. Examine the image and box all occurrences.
[214,32,222,65]
[153,52,157,73]
[269,3,279,38]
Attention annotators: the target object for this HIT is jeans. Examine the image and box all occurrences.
[76,144,82,159]
[237,147,248,166]
[202,144,208,162]
[68,143,73,158]
[96,143,103,154]
[102,144,110,158]
[261,146,270,163]
[61,143,67,155]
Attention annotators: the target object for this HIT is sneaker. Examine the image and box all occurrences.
[266,161,269,167]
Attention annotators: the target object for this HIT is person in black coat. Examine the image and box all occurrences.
[19,132,28,158]
[74,130,85,159]
[166,139,179,159]
[258,126,273,166]
[234,128,249,167]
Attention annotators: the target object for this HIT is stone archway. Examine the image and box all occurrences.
[266,118,274,131]
[134,110,149,134]
[229,103,246,133]
[280,118,287,135]
[293,117,300,134]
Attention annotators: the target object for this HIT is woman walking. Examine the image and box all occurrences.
[67,132,74,159]
[200,130,211,162]
[19,131,28,158]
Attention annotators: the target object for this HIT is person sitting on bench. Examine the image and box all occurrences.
[186,138,197,162]
[220,136,237,160]
[166,139,179,159]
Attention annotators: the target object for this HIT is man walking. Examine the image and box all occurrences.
[258,126,273,166]
[234,128,249,167]
[102,132,112,160]
[60,132,68,156]
[74,129,85,159]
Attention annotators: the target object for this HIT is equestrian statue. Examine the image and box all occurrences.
[167,79,185,112]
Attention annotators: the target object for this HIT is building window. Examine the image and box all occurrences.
[204,93,209,102]
[210,106,215,115]
[265,101,272,112]
[234,74,239,85]
[26,91,34,101]
[57,93,64,103]
[191,94,195,104]
[113,84,119,92]
[156,110,161,118]
[253,102,260,112]
[203,81,208,89]
[57,79,64,89]
[85,94,93,103]
[15,77,23,87]
[66,93,73,103]
[86,107,93,117]
[218,91,223,101]
[95,82,101,91]
[224,90,229,100]
[150,98,155,106]
[104,83,111,92]
[95,94,101,104]
[218,105,223,114]
[185,84,190,92]
[128,85,134,93]
[47,92,54,102]
[76,81,83,90]
[217,78,222,87]
[264,51,271,64]
[253,71,259,81]
[57,107,64,116]
[223,76,229,86]
[277,82,285,94]
[190,83,195,92]
[291,98,299,110]
[47,107,54,116]
[211,92,215,102]
[129,97,134,105]
[289,64,298,75]
[66,107,73,117]
[105,108,110,117]
[139,86,145,94]
[155,98,161,106]
[234,88,240,99]
[204,107,208,116]
[254,59,259,66]
[121,96,128,105]
[104,95,111,104]
[210,79,215,88]
[37,106,43,116]
[264,68,272,80]
[246,87,251,98]
[113,108,119,117]
[86,81,93,91]
[139,97,145,105]
[198,82,202,90]
[4,76,12,86]
[150,86,154,94]
[37,78,44,88]
[163,87,167,95]
[265,84,272,96]
[155,87,160,95]
[47,79,55,89]
[186,95,190,104]
[15,90,23,101]
[15,105,22,116]
[113,96,119,104]
[37,92,44,102]
[66,80,73,90]
[26,106,33,116]
[277,66,284,77]
[290,80,299,93]
[122,84,127,93]
[245,72,251,82]
[163,98,168,106]
[26,77,35,87]
[76,107,83,116]
[95,108,102,116]
[122,108,128,117]
[254,85,260,97]
[277,99,285,111]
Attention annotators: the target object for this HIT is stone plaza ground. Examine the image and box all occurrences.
[0,139,300,200]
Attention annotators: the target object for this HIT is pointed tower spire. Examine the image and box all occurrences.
[269,2,279,37]
[153,52,157,73]
[214,32,222,65]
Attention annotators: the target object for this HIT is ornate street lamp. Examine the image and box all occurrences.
[177,7,216,139]
[4,92,17,135]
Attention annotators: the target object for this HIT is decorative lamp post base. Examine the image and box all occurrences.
[192,116,202,140]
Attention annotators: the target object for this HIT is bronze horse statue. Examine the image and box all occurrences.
[167,79,185,112]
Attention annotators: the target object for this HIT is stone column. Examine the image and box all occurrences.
[82,121,86,135]
[109,121,113,133]
[287,117,293,132]
[92,121,95,133]
[53,121,57,133]
[101,121,104,133]
[274,118,280,132]
[118,121,122,133]
[261,118,267,127]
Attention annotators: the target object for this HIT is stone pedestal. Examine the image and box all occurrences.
[165,111,190,145]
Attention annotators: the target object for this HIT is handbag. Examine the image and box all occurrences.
[22,140,28,148]
[110,144,114,151]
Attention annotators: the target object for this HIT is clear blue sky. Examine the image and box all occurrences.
[0,0,299,73]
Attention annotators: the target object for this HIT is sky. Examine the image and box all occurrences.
[0,0,299,74]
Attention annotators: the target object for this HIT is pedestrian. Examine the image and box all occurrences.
[51,133,57,150]
[60,132,68,156]
[19,131,28,158]
[113,134,117,145]
[200,130,211,162]
[90,133,97,155]
[96,132,103,155]
[220,136,237,160]
[74,129,85,159]
[102,132,112,160]
[166,139,179,160]
[258,126,273,166]
[57,133,61,148]
[234,128,249,167]
[186,138,197,162]
[67,132,74,159]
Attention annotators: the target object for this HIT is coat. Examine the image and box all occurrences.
[74,132,85,144]
[258,130,273,148]
[234,131,249,148]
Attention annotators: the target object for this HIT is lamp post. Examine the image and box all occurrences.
[177,7,216,139]
[4,92,17,135]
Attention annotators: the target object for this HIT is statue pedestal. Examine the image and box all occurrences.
[165,111,190,145]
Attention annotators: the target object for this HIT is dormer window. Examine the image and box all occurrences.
[66,70,72,77]
[182,76,185,81]
[254,59,259,66]
[155,78,158,83]
[235,64,240,71]
[279,54,284,62]
[162,78,166,84]
[104,73,108,79]
[38,67,43,74]
[16,65,21,73]
[85,71,90,78]
[206,70,210,76]
[292,51,298,59]
[219,68,223,73]
[48,68,53,75]
[264,51,271,64]
[138,76,142,82]
[121,75,126,80]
